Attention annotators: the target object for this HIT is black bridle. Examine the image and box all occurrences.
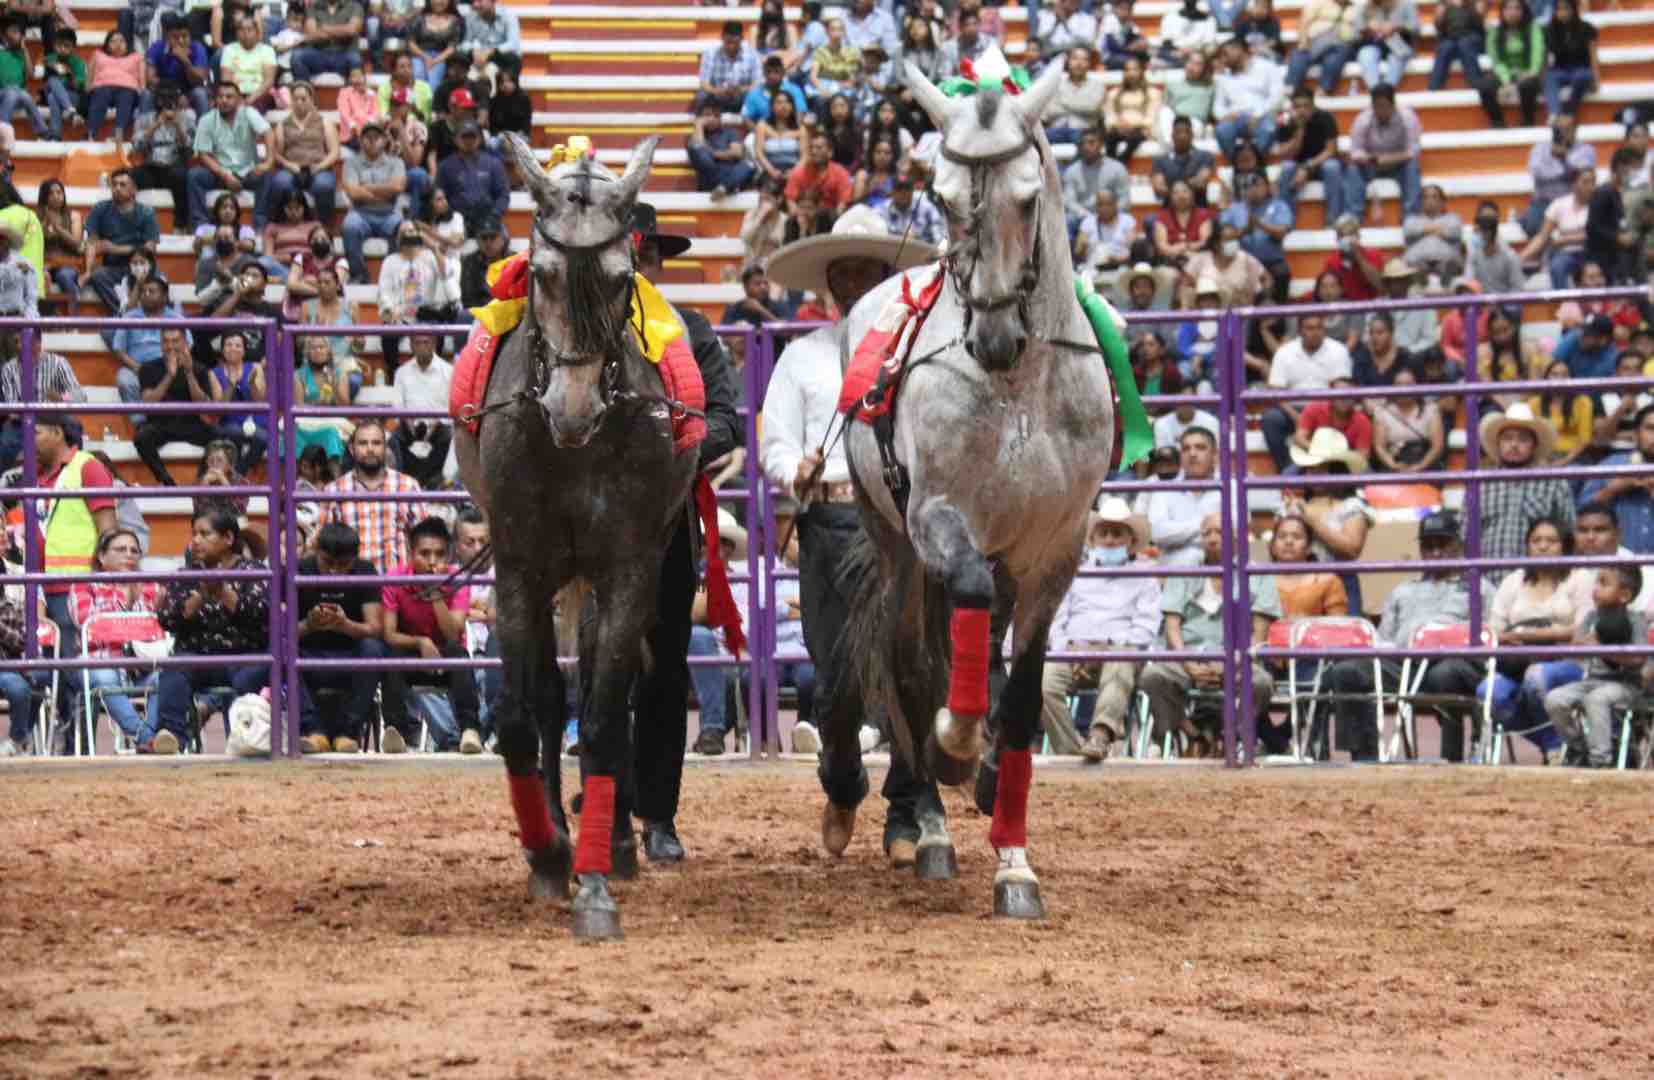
[938,133,1046,336]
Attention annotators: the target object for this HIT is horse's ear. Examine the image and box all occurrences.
[1013,60,1067,132]
[504,133,555,207]
[614,135,660,213]
[904,61,956,130]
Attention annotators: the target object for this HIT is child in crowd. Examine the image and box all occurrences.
[335,63,379,150]
[42,29,88,140]
[0,21,49,140]
[271,6,307,77]
[1544,567,1650,768]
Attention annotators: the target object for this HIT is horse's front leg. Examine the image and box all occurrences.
[495,581,574,904]
[912,496,996,787]
[570,574,655,942]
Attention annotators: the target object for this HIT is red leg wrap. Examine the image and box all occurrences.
[947,607,992,715]
[507,772,555,853]
[988,748,1033,850]
[573,775,616,875]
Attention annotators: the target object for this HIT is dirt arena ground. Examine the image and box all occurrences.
[2,757,1651,1079]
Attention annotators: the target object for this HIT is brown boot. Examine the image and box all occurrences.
[1080,726,1114,764]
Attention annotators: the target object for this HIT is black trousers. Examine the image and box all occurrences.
[1324,656,1481,762]
[134,416,218,485]
[131,162,190,231]
[391,421,452,489]
[799,502,926,839]
[1478,76,1541,128]
[628,508,696,824]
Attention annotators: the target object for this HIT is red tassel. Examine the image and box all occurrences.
[695,474,747,658]
[988,748,1032,849]
[489,251,531,301]
[947,607,991,715]
[507,772,554,852]
[574,775,616,875]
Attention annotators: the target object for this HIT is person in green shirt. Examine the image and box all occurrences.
[1479,0,1543,128]
[42,27,87,141]
[0,20,49,139]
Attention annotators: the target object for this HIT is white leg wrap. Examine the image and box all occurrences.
[994,846,1037,885]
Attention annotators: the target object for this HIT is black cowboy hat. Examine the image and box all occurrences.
[630,203,691,258]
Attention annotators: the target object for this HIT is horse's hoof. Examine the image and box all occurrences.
[525,842,572,902]
[571,874,624,942]
[914,841,957,881]
[993,879,1046,920]
[821,802,856,856]
[973,756,998,816]
[926,731,978,788]
[611,838,640,881]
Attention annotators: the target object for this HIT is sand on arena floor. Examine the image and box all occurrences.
[2,757,1651,1079]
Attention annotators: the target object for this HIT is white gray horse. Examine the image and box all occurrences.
[835,60,1118,918]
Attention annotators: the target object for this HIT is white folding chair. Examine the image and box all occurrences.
[1396,622,1497,764]
[28,623,61,756]
[80,612,171,756]
[1286,617,1381,763]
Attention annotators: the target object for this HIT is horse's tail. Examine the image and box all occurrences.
[841,517,953,778]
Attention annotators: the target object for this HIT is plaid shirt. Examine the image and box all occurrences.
[0,595,22,658]
[0,353,83,408]
[321,469,429,572]
[1478,474,1576,583]
[699,41,759,90]
[71,580,164,660]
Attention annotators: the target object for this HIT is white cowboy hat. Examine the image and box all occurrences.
[715,507,748,558]
[765,204,939,298]
[1091,496,1150,550]
[1478,401,1558,462]
[1288,428,1369,473]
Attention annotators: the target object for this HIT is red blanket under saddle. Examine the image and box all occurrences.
[838,267,945,423]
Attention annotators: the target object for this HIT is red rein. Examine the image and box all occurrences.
[574,775,616,875]
[947,607,991,715]
[988,748,1032,850]
[507,772,555,852]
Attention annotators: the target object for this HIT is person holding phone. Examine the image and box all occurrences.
[296,523,388,754]
[379,515,480,754]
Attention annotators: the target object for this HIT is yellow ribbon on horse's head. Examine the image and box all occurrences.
[547,135,594,168]
[468,252,683,365]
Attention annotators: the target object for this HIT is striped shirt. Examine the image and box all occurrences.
[321,468,429,572]
[698,42,760,90]
[0,353,85,406]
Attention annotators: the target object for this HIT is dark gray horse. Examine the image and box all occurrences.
[835,60,1118,918]
[454,134,698,940]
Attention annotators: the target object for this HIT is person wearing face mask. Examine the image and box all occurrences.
[1039,499,1159,762]
[1468,200,1525,295]
[1180,221,1270,310]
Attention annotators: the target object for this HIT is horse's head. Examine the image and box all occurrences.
[904,61,1066,374]
[504,133,659,448]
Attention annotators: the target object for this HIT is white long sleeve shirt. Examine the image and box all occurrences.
[760,325,851,492]
[1049,565,1162,651]
[394,355,454,428]
[1145,481,1222,566]
[1214,57,1285,122]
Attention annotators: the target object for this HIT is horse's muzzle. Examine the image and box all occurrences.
[542,400,607,449]
[965,321,1028,373]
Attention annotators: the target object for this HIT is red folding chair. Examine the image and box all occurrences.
[1287,617,1381,762]
[1396,622,1497,764]
[79,612,171,756]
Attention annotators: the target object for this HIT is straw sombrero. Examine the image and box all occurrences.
[1478,402,1558,461]
[765,204,939,298]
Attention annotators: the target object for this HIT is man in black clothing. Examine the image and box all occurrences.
[196,260,282,368]
[619,202,743,863]
[460,218,512,311]
[1277,87,1353,223]
[1149,116,1216,208]
[134,327,218,486]
[1586,146,1642,283]
[296,523,389,754]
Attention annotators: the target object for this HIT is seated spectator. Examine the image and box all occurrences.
[84,169,160,322]
[187,81,276,233]
[299,262,364,379]
[1379,259,1440,355]
[1140,512,1278,757]
[1212,37,1283,159]
[0,214,32,321]
[1479,305,1543,410]
[1430,0,1484,91]
[1479,0,1542,129]
[259,189,317,287]
[128,82,197,236]
[200,260,281,345]
[1154,401,1222,453]
[851,137,899,209]
[1544,0,1598,120]
[808,19,860,102]
[1351,311,1409,389]
[755,90,804,185]
[65,529,164,754]
[1042,47,1106,146]
[1292,378,1373,458]
[881,179,944,250]
[1175,278,1223,387]
[1555,261,1639,333]
[154,509,271,755]
[1307,271,1365,352]
[1593,350,1654,451]
[1181,220,1269,309]
[1220,173,1293,301]
[1042,499,1158,761]
[37,179,81,315]
[194,193,262,301]
[1478,405,1577,582]
[1282,427,1373,611]
[1530,359,1595,466]
[295,523,387,754]
[1100,0,1151,72]
[688,100,756,198]
[689,511,758,754]
[1286,0,1360,95]
[1321,214,1385,301]
[1034,0,1097,62]
[293,0,365,83]
[1263,313,1353,473]
[208,331,268,472]
[0,330,82,474]
[1555,313,1619,381]
[1580,403,1654,553]
[111,277,182,405]
[1586,148,1642,285]
[1402,185,1465,281]
[1545,566,1648,767]
[1467,201,1526,295]
[1118,263,1171,340]
[1151,116,1217,209]
[1347,83,1421,221]
[436,120,508,233]
[939,8,993,78]
[1150,179,1215,272]
[0,22,46,140]
[1371,359,1445,472]
[266,82,342,228]
[1104,58,1161,164]
[220,14,278,110]
[820,93,862,171]
[392,335,455,490]
[459,218,511,312]
[721,265,783,330]
[744,55,807,127]
[87,29,144,143]
[377,224,444,370]
[381,515,480,754]
[1522,115,1598,239]
[785,132,853,214]
[459,0,522,86]
[133,327,220,487]
[409,0,463,88]
[1157,53,1215,143]
[1353,0,1418,92]
[848,44,896,121]
[321,420,430,572]
[1233,0,1284,59]
[1145,427,1223,566]
[1321,511,1492,762]
[192,438,251,525]
[1062,128,1130,235]
[1277,88,1356,224]
[1264,512,1348,750]
[1131,331,1185,399]
[341,122,408,285]
[295,336,357,463]
[1156,0,1219,71]
[368,0,421,69]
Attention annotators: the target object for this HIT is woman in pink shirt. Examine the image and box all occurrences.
[336,62,379,151]
[87,30,145,142]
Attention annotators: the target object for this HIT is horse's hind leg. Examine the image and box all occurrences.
[911,497,995,787]
[496,583,574,903]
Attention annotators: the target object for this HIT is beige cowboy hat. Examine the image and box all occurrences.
[1289,428,1369,473]
[1381,257,1417,281]
[715,507,748,559]
[1478,402,1558,462]
[765,204,940,298]
[1090,496,1150,550]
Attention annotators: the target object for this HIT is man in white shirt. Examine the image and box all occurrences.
[1041,46,1107,145]
[1153,402,1221,451]
[1034,0,1098,70]
[1261,312,1352,472]
[761,206,939,868]
[1040,499,1160,762]
[1145,426,1223,566]
[1213,37,1284,159]
[391,333,453,489]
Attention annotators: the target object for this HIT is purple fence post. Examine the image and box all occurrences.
[19,326,38,681]
[1231,312,1258,767]
[1463,301,1484,699]
[261,319,287,757]
[281,326,303,759]
[743,325,768,760]
[1213,313,1240,767]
